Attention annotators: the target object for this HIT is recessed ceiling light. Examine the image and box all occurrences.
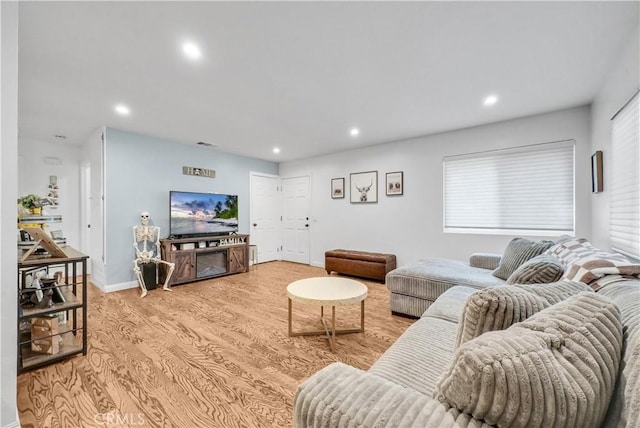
[182,42,202,60]
[350,127,360,136]
[272,147,281,154]
[115,104,130,115]
[483,95,498,106]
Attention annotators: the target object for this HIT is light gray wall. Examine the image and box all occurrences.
[18,137,82,249]
[103,128,278,287]
[590,23,639,251]
[280,105,592,268]
[1,1,19,426]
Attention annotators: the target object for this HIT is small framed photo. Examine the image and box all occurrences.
[386,171,404,196]
[50,230,64,240]
[350,171,378,203]
[331,178,345,199]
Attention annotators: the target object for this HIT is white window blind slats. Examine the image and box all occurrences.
[444,140,575,234]
[610,91,640,259]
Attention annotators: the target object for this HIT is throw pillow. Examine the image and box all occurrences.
[438,292,623,428]
[455,280,591,347]
[506,254,564,284]
[564,250,640,290]
[544,237,593,266]
[492,238,554,280]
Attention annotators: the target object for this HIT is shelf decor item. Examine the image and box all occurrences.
[331,178,345,199]
[17,194,43,215]
[386,171,404,196]
[350,171,378,204]
[17,246,88,372]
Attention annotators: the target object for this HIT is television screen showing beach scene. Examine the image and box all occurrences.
[170,191,238,236]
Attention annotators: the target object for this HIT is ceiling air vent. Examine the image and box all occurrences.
[196,141,217,148]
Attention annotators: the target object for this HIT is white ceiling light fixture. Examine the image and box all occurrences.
[483,95,499,106]
[272,147,281,154]
[182,42,202,60]
[350,127,360,137]
[115,104,130,116]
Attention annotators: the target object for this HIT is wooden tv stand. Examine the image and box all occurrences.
[159,234,249,286]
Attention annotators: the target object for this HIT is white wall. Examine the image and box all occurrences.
[590,24,639,251]
[280,106,592,267]
[18,137,82,249]
[0,1,20,426]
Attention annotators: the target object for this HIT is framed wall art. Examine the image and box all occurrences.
[591,151,603,193]
[386,171,403,196]
[350,171,378,203]
[331,178,345,199]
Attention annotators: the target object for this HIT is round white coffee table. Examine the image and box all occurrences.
[287,277,368,352]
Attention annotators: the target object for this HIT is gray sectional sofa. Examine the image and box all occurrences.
[294,238,640,427]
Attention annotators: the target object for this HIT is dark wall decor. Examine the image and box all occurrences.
[591,151,603,193]
[183,166,216,178]
[386,171,404,196]
[331,178,345,199]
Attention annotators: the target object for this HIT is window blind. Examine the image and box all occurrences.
[443,140,575,235]
[610,91,639,259]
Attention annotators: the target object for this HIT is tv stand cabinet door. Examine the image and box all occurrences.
[229,246,247,273]
[172,251,196,284]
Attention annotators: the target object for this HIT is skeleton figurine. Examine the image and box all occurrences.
[132,211,175,298]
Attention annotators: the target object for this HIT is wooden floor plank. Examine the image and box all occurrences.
[17,261,413,427]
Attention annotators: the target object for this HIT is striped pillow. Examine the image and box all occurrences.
[438,292,622,428]
[506,254,564,284]
[492,238,554,280]
[455,280,591,347]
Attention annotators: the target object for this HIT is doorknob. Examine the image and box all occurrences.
[253,223,257,227]
[305,224,309,227]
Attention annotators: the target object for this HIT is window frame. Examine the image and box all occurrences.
[443,140,576,236]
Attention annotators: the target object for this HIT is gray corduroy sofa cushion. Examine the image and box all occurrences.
[598,280,640,428]
[386,258,505,301]
[456,280,593,347]
[437,292,623,428]
[491,237,555,280]
[368,317,458,396]
[505,254,564,284]
[293,362,494,428]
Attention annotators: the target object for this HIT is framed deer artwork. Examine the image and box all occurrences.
[350,171,378,203]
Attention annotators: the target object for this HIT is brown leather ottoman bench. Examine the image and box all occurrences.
[325,249,397,282]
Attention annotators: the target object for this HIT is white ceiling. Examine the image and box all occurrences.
[17,1,638,162]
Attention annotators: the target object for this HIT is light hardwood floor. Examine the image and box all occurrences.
[17,261,413,428]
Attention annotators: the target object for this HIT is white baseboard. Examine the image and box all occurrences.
[101,281,138,293]
[311,261,325,268]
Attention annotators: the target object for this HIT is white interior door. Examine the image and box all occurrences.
[250,172,281,263]
[281,176,310,264]
[80,163,92,273]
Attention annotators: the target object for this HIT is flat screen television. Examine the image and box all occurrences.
[169,191,238,237]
